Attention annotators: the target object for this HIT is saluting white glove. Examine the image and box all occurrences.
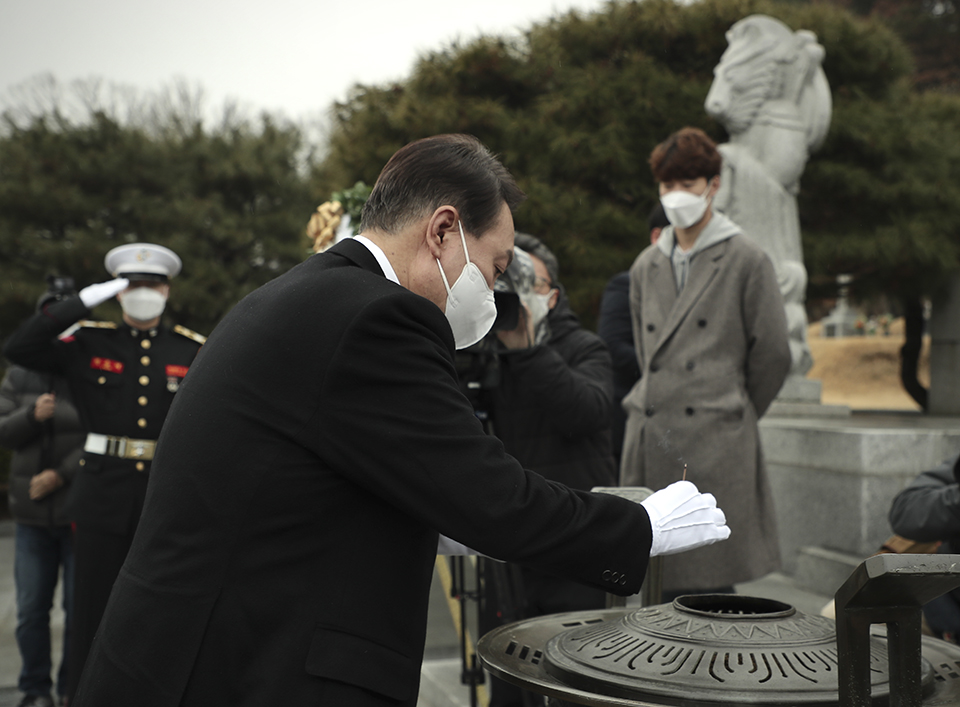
[640,480,731,557]
[79,278,129,309]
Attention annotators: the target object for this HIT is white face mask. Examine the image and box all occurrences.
[437,221,497,350]
[118,287,167,322]
[520,290,553,340]
[660,181,713,230]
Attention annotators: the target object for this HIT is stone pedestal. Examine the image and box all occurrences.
[759,413,960,597]
[929,274,960,416]
[766,374,851,418]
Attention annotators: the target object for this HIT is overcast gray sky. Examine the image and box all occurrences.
[1,0,612,124]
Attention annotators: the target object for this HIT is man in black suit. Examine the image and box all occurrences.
[73,134,729,707]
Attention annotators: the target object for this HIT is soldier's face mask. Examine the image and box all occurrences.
[118,286,167,322]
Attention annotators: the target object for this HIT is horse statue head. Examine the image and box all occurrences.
[706,15,831,177]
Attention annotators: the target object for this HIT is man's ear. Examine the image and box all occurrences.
[548,288,559,310]
[425,205,460,259]
[709,175,721,197]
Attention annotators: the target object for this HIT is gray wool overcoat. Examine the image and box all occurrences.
[620,229,791,591]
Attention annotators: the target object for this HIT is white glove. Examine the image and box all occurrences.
[79,278,129,309]
[640,480,731,557]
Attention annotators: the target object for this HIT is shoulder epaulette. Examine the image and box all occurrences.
[77,320,119,330]
[174,325,207,345]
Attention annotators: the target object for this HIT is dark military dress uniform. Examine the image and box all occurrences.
[2,294,204,698]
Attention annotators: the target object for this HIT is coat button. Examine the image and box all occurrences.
[645,406,655,417]
[136,462,145,472]
[79,459,85,467]
[650,364,659,373]
[141,340,152,349]
[139,376,150,386]
[138,418,148,428]
[141,355,151,366]
[698,319,707,327]
[98,376,106,384]
[686,407,695,416]
[686,361,695,371]
[646,323,655,332]
[138,396,148,406]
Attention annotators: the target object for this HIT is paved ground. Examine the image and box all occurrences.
[0,518,835,707]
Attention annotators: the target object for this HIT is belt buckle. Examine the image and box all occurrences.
[129,440,148,459]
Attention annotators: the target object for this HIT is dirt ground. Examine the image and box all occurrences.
[806,318,929,411]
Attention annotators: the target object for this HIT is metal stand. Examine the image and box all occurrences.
[449,554,486,706]
[835,553,960,707]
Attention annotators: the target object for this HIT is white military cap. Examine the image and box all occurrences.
[104,243,182,281]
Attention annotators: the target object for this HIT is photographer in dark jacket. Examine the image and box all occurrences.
[0,280,85,707]
[482,233,617,707]
[889,452,960,641]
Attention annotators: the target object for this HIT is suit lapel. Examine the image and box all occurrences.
[649,253,678,328]
[655,239,727,353]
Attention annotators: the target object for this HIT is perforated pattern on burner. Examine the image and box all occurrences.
[541,597,933,705]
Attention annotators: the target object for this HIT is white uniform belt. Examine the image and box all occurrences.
[84,433,157,461]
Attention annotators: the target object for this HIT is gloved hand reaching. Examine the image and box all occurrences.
[640,480,731,557]
[79,278,129,309]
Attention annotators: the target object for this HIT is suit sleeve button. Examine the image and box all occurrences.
[602,570,612,581]
[646,323,655,332]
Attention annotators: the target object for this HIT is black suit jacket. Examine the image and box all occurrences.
[74,239,652,707]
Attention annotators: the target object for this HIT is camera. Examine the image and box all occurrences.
[36,274,78,312]
[46,275,77,297]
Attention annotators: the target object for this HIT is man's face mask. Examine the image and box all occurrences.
[660,180,713,230]
[436,221,497,349]
[118,286,167,322]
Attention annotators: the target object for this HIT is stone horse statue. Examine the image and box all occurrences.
[706,14,832,377]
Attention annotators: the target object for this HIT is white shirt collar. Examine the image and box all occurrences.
[352,235,400,285]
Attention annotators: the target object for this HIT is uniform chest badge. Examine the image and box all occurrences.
[165,364,189,393]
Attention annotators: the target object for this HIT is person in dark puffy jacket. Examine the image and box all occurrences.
[481,233,618,707]
[0,360,85,707]
[889,452,960,642]
[1,279,86,707]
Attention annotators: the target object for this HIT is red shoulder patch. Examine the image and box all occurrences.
[165,364,189,378]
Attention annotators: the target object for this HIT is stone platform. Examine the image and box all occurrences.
[761,410,960,596]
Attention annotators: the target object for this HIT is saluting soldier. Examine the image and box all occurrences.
[2,243,206,702]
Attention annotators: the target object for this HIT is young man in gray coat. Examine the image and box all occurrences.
[621,127,791,597]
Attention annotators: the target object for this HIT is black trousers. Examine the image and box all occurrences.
[67,524,135,700]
